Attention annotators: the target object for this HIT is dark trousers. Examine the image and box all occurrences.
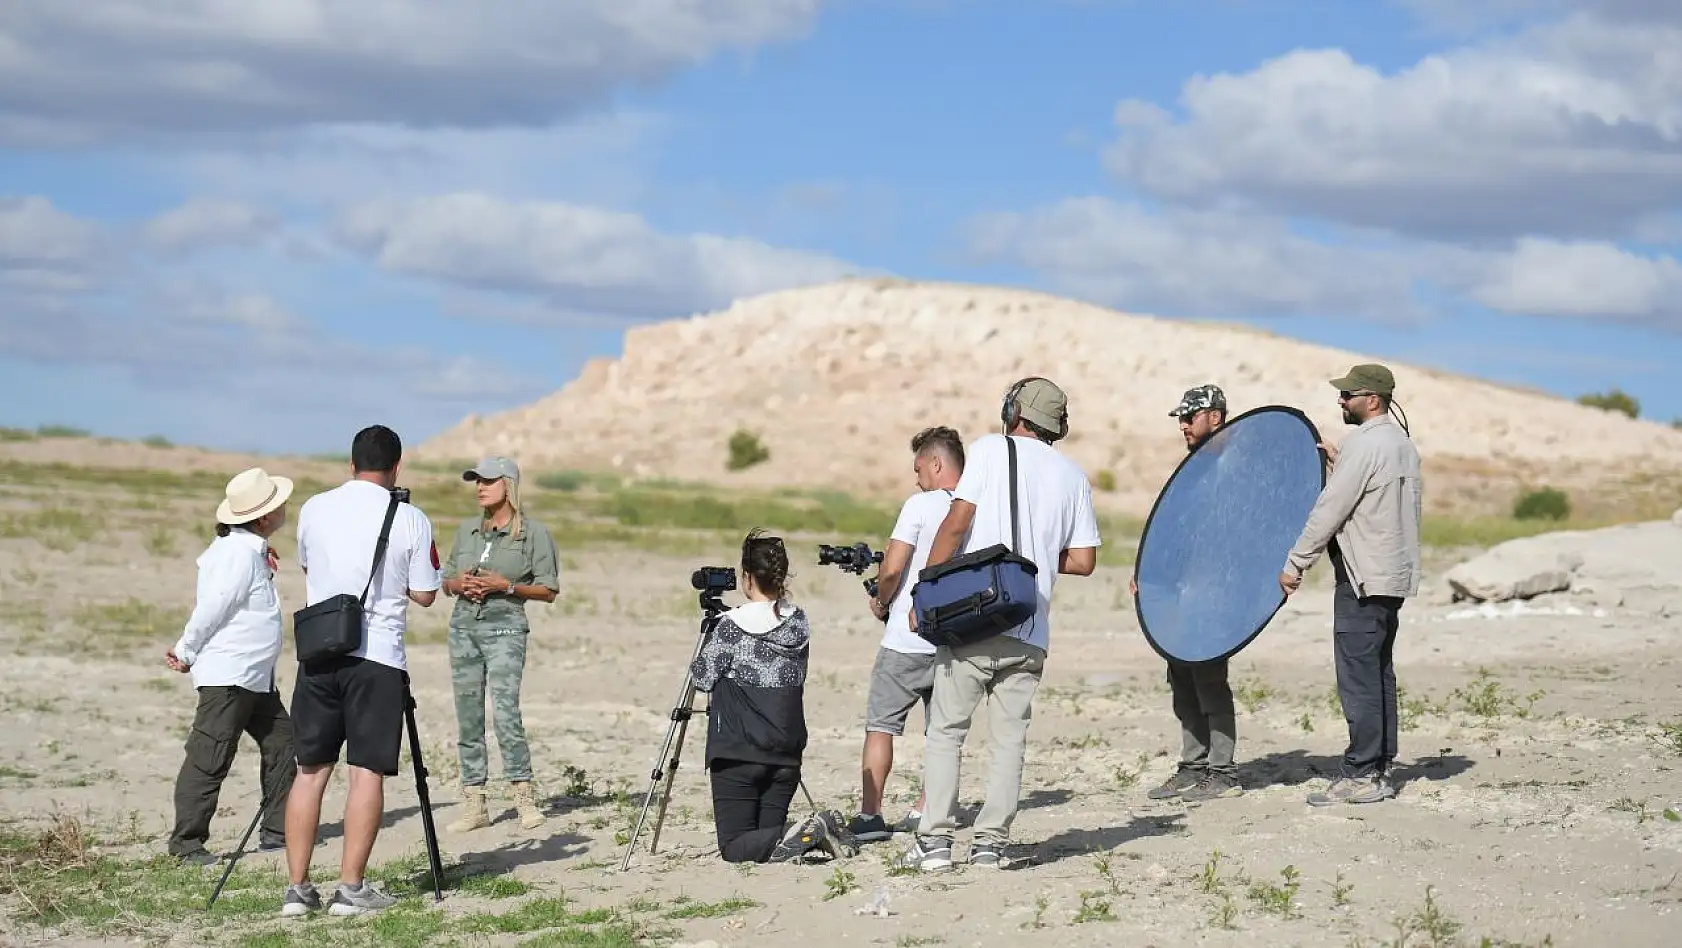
[1167,658,1237,774]
[1333,582,1402,778]
[708,759,800,863]
[168,685,296,857]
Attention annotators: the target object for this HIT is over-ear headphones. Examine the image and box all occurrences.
[1001,376,1068,441]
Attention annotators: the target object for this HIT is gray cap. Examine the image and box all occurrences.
[462,455,520,483]
[1170,384,1227,418]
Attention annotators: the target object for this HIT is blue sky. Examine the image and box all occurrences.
[1,0,1677,454]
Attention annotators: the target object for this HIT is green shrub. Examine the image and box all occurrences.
[726,430,770,471]
[1576,388,1639,418]
[1512,487,1571,522]
[140,435,172,448]
[537,470,587,492]
[35,424,89,438]
[1095,469,1117,492]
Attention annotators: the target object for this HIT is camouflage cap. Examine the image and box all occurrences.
[1170,384,1227,418]
[1328,363,1396,396]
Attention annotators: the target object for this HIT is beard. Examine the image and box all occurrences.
[1342,408,1359,425]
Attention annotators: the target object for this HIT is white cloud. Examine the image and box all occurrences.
[1463,238,1682,323]
[335,192,863,319]
[0,1,823,145]
[0,196,105,267]
[1101,11,1682,241]
[964,197,1432,323]
[141,198,279,255]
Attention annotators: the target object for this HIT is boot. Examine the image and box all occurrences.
[511,781,546,829]
[447,785,489,832]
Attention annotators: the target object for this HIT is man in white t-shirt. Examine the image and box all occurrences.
[901,377,1102,873]
[280,424,443,919]
[846,425,963,843]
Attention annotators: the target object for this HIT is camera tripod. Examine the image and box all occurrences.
[207,677,446,908]
[619,587,816,871]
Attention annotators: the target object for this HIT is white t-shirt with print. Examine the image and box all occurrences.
[881,488,955,656]
[296,479,444,673]
[950,433,1102,653]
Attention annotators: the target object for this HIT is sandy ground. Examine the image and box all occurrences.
[1,464,1679,947]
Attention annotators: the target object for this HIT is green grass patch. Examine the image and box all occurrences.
[34,424,91,438]
[0,506,101,552]
[73,598,189,650]
[0,426,37,442]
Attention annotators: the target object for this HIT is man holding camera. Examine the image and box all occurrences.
[903,378,1101,872]
[847,425,964,843]
[1135,385,1243,803]
[281,425,443,917]
[1280,364,1422,807]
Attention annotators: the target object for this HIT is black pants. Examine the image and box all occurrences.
[168,685,295,857]
[709,759,800,863]
[1333,582,1402,778]
[1167,658,1237,774]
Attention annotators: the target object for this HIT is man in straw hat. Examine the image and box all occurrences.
[165,466,297,866]
[1280,363,1422,807]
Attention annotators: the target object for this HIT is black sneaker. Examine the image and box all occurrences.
[177,848,219,867]
[257,832,286,853]
[846,812,893,842]
[1180,770,1243,803]
[1147,765,1204,800]
[814,810,860,859]
[767,815,826,863]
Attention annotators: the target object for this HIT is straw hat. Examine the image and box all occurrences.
[216,467,294,525]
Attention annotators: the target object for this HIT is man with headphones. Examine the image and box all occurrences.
[899,377,1102,873]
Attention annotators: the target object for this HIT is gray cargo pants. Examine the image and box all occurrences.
[1167,658,1237,775]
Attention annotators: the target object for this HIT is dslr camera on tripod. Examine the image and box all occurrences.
[817,542,884,599]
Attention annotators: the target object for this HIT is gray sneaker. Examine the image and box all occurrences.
[897,835,953,873]
[1308,773,1393,807]
[280,882,322,917]
[1148,766,1204,800]
[327,881,397,916]
[968,843,1011,869]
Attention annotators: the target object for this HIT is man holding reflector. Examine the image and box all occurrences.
[1137,384,1242,802]
[1280,364,1423,807]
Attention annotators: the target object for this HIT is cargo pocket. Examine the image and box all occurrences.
[184,726,238,780]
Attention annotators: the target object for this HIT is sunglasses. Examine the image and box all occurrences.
[1338,390,1378,401]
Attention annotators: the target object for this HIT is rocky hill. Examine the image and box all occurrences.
[418,279,1682,518]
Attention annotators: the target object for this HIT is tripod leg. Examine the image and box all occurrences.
[646,708,693,857]
[403,684,446,902]
[620,681,697,871]
[206,755,293,910]
[799,779,817,813]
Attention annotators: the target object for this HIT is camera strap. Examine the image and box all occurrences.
[360,493,402,608]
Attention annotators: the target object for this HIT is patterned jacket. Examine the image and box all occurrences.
[689,600,810,769]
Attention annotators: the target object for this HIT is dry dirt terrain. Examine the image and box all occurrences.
[0,434,1679,948]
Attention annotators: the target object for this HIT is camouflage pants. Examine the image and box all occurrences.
[448,626,532,786]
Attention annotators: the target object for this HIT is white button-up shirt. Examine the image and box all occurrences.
[173,527,284,693]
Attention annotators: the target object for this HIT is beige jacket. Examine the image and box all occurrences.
[1284,412,1423,599]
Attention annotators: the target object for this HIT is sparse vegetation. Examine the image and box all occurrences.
[1095,469,1117,492]
[1576,388,1640,418]
[726,429,770,471]
[1512,487,1570,522]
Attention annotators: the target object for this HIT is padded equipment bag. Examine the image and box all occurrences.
[292,491,401,665]
[911,436,1039,648]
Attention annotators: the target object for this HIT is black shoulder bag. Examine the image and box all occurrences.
[292,491,401,665]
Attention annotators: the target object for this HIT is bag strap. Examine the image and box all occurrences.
[1007,436,1020,554]
[360,492,402,606]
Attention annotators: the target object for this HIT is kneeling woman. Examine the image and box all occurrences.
[689,530,858,864]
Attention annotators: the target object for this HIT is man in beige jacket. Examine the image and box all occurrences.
[1280,364,1422,807]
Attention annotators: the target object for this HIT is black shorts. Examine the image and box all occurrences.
[291,656,406,776]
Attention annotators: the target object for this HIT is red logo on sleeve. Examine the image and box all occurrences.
[429,541,440,569]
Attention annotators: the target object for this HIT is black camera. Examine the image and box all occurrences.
[817,542,885,601]
[690,566,737,593]
[392,487,411,504]
[817,542,882,574]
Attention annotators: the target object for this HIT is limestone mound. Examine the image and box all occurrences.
[418,278,1682,515]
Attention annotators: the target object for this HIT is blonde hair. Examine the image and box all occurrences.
[481,476,524,539]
